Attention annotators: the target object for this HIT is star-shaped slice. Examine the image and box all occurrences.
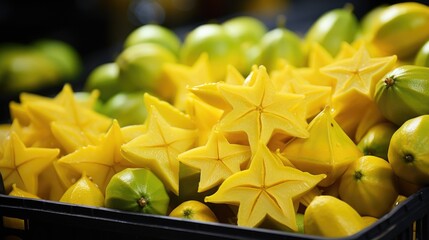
[178,130,251,192]
[205,142,325,231]
[121,94,198,195]
[321,46,397,97]
[0,132,60,195]
[185,94,223,146]
[270,64,332,119]
[57,120,136,192]
[163,52,214,110]
[217,66,309,152]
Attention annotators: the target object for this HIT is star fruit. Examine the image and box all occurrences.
[57,120,137,192]
[282,106,363,187]
[0,131,60,195]
[217,66,309,152]
[163,52,214,110]
[121,93,197,195]
[321,45,397,98]
[178,129,251,193]
[205,142,325,231]
[9,84,112,152]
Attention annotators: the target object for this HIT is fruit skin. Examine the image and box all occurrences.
[101,91,148,127]
[180,23,241,81]
[304,6,359,57]
[374,65,429,126]
[365,2,429,59]
[222,16,267,74]
[388,115,429,185]
[123,24,181,56]
[84,62,121,102]
[169,200,218,223]
[116,42,177,93]
[105,168,170,215]
[414,39,429,67]
[304,195,365,237]
[338,155,398,218]
[32,39,82,81]
[259,27,306,71]
[59,172,105,208]
[357,122,397,160]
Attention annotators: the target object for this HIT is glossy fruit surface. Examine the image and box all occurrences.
[388,115,429,185]
[374,65,429,126]
[116,42,177,93]
[304,7,359,56]
[180,23,241,81]
[357,122,397,160]
[105,168,170,215]
[124,24,181,56]
[338,155,398,218]
[304,195,365,237]
[259,27,306,71]
[169,200,218,222]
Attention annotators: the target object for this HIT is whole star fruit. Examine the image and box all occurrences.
[222,16,267,74]
[388,115,429,185]
[205,141,325,232]
[84,62,122,102]
[259,26,306,71]
[105,168,170,215]
[116,42,177,94]
[414,39,429,67]
[304,195,365,237]
[357,122,397,160]
[364,2,429,59]
[169,200,218,223]
[374,65,429,126]
[123,24,181,57]
[282,106,363,187]
[59,171,105,207]
[304,5,359,57]
[180,23,242,81]
[338,155,398,218]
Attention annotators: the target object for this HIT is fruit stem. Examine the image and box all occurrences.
[403,154,414,163]
[354,170,363,180]
[384,76,395,88]
[183,208,193,219]
[137,197,148,208]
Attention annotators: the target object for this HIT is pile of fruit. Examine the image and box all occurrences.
[2,1,429,238]
[0,39,82,95]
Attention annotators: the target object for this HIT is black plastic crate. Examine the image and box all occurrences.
[1,186,429,240]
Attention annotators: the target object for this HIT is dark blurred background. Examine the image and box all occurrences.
[1,0,428,122]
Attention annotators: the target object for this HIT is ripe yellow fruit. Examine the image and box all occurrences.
[338,155,398,218]
[169,200,218,223]
[304,195,365,237]
[59,172,104,207]
[366,2,429,59]
[388,115,429,185]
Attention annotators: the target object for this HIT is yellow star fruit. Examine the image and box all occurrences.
[179,130,251,193]
[0,132,60,195]
[205,142,325,231]
[218,66,309,152]
[282,106,363,187]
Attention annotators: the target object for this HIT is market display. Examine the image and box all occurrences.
[2,1,429,238]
